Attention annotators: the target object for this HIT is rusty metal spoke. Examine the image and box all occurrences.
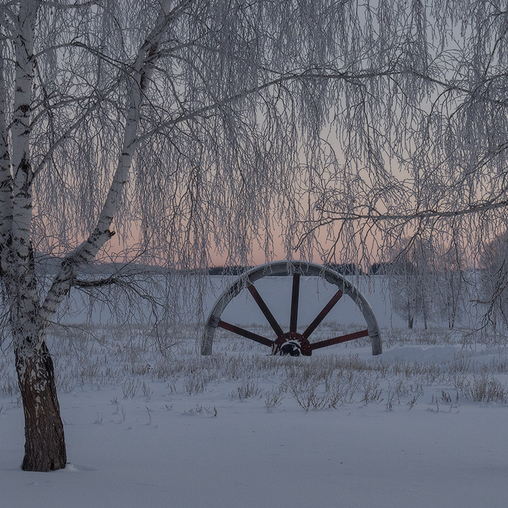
[302,289,343,340]
[309,329,369,351]
[217,320,274,348]
[290,273,300,333]
[247,284,284,337]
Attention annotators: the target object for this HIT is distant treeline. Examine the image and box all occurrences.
[207,263,391,276]
[208,266,251,275]
[37,256,405,277]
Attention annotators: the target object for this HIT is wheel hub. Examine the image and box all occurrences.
[273,332,312,356]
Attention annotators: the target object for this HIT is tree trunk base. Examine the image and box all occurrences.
[16,341,67,472]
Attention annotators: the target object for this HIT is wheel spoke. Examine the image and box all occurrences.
[309,329,369,351]
[290,273,300,333]
[248,284,284,337]
[217,320,274,348]
[302,289,343,340]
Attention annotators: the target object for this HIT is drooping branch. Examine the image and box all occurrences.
[39,0,191,328]
[137,66,406,145]
[317,198,508,224]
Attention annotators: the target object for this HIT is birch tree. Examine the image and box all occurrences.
[1,0,455,471]
[479,231,508,329]
[434,244,466,329]
[388,237,435,329]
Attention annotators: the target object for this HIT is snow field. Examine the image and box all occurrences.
[1,275,508,507]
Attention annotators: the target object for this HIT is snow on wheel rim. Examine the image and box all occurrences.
[202,260,382,356]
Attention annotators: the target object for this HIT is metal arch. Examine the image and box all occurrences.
[202,260,382,356]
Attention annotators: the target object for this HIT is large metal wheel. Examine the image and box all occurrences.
[202,261,382,356]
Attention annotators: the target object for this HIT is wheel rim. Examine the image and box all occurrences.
[202,260,382,356]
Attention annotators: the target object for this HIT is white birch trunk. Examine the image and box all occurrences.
[0,45,13,260]
[9,0,67,472]
[10,0,38,315]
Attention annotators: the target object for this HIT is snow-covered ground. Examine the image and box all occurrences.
[1,274,508,507]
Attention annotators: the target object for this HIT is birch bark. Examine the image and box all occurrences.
[0,42,12,259]
[5,0,67,471]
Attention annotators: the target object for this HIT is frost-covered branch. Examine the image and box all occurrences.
[40,0,194,326]
[318,198,508,223]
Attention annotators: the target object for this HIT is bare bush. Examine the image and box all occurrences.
[230,381,262,400]
[462,375,508,404]
[122,379,142,399]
